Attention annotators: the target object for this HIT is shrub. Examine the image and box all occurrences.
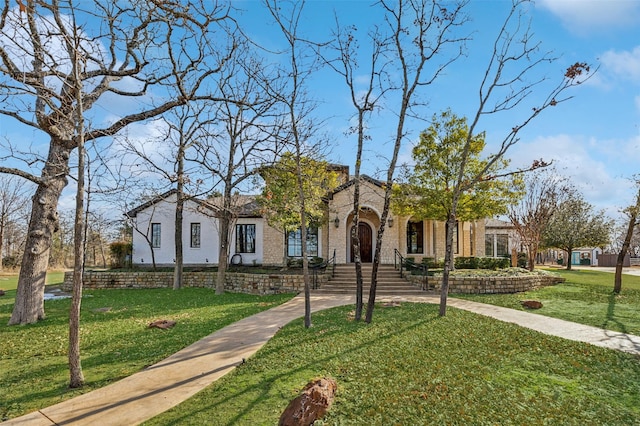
[421,257,444,269]
[455,256,479,269]
[452,256,509,270]
[109,242,132,268]
[2,255,20,269]
[517,252,528,268]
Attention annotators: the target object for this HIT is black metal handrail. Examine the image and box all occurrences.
[310,249,336,290]
[394,248,430,291]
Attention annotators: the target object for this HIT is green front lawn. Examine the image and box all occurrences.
[146,303,640,425]
[0,270,65,292]
[455,268,640,335]
[0,287,295,421]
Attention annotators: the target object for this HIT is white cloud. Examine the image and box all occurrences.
[600,46,640,83]
[509,134,632,218]
[537,0,640,32]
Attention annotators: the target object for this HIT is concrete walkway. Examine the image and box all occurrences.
[4,293,640,425]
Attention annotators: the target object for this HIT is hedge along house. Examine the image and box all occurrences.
[126,166,485,267]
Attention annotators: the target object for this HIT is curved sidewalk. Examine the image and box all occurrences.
[4,293,640,425]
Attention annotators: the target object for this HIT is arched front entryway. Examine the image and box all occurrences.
[350,222,373,263]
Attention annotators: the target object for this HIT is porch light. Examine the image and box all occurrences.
[388,217,394,227]
[334,216,340,228]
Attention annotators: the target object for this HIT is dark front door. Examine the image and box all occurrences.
[351,222,373,263]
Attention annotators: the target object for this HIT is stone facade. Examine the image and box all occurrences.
[64,270,561,296]
[406,274,564,294]
[62,270,330,295]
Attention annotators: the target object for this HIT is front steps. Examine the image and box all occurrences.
[315,264,427,295]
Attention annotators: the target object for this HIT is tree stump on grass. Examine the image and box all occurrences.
[521,300,543,309]
[148,319,176,329]
[279,377,337,426]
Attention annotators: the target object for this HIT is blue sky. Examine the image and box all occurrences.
[236,0,640,220]
[1,0,640,223]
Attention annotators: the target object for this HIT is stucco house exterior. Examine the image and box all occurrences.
[126,167,486,267]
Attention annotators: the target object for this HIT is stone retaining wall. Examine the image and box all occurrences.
[406,274,564,294]
[64,271,562,295]
[63,270,329,295]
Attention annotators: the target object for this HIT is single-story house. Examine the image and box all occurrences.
[571,247,602,266]
[126,167,487,267]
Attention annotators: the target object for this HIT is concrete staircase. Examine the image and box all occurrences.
[315,264,426,295]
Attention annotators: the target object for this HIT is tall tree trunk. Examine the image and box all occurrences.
[527,241,537,271]
[614,187,640,293]
[0,215,5,272]
[565,248,572,270]
[439,214,456,317]
[173,194,183,290]
[352,222,363,321]
[9,141,71,325]
[352,181,363,320]
[70,46,86,388]
[69,141,85,389]
[216,203,231,295]
[174,145,185,290]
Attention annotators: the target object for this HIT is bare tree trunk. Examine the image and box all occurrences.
[0,216,4,272]
[173,194,183,289]
[614,223,633,293]
[615,186,640,293]
[216,194,232,295]
[69,38,86,388]
[439,214,456,316]
[173,152,185,290]
[352,222,363,321]
[69,144,85,388]
[9,142,70,325]
[527,245,536,272]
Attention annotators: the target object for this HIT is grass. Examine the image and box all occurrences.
[454,268,640,335]
[4,268,640,424]
[0,283,295,421]
[0,270,65,291]
[145,303,640,425]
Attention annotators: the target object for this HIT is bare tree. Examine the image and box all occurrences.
[49,209,74,268]
[614,179,640,293]
[0,175,30,272]
[436,0,592,316]
[266,0,328,328]
[508,167,571,271]
[365,0,469,323]
[193,40,285,295]
[323,18,390,321]
[68,12,86,386]
[119,104,213,289]
[124,192,166,270]
[0,1,237,324]
[84,211,116,268]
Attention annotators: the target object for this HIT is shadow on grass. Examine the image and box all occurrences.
[147,305,439,425]
[605,292,627,334]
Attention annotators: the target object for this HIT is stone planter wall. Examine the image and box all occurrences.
[406,274,564,294]
[63,271,330,295]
